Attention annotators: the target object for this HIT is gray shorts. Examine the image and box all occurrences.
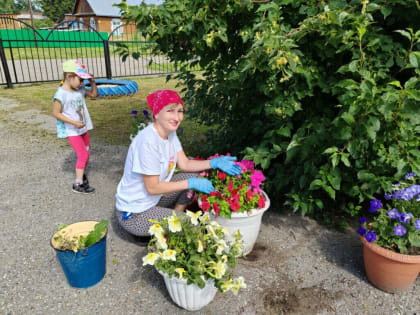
[116,172,197,236]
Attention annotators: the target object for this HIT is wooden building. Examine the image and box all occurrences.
[64,0,163,35]
[0,12,47,29]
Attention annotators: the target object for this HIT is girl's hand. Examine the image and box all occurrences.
[74,121,85,129]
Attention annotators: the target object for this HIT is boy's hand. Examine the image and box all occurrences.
[74,121,85,129]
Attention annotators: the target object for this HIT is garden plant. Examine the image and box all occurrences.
[118,0,420,219]
[143,211,246,293]
[358,173,420,255]
[52,220,109,252]
[197,156,267,218]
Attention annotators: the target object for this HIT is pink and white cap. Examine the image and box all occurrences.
[62,59,92,79]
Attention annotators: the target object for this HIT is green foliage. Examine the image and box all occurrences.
[39,0,74,22]
[0,0,20,14]
[120,0,420,217]
[129,109,151,140]
[32,18,55,29]
[14,0,42,12]
[82,220,109,248]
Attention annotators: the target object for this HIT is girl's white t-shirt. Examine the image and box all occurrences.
[115,124,183,213]
[53,87,93,138]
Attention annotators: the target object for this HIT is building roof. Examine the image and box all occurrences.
[76,0,163,17]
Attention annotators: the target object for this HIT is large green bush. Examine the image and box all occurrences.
[119,0,420,217]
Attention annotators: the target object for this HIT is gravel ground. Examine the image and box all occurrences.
[0,96,419,315]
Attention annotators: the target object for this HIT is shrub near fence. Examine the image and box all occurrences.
[120,0,420,219]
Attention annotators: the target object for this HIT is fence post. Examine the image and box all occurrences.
[103,40,112,79]
[0,38,13,88]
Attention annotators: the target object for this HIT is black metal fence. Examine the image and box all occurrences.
[0,17,180,88]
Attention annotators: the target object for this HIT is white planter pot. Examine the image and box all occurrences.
[158,270,217,311]
[210,190,270,255]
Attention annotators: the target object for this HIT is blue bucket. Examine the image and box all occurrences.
[51,221,107,288]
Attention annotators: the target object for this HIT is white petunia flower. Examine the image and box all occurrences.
[197,240,204,253]
[155,233,168,250]
[148,223,164,236]
[160,249,177,261]
[142,253,159,266]
[186,210,202,226]
[201,212,210,223]
[175,267,185,279]
[168,212,182,233]
[231,276,247,295]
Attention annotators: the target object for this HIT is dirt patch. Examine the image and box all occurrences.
[262,282,343,314]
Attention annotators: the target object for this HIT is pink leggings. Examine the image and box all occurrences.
[67,132,90,169]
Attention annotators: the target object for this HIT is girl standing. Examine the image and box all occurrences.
[52,60,98,193]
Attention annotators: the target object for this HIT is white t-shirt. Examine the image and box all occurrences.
[115,123,183,213]
[53,87,93,138]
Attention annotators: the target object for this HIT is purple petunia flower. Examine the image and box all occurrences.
[399,212,413,224]
[392,190,402,200]
[387,208,400,220]
[384,193,392,200]
[365,231,377,242]
[357,226,367,236]
[394,225,407,237]
[401,188,414,201]
[131,110,138,115]
[415,220,420,231]
[404,172,417,180]
[142,110,151,121]
[359,217,366,224]
[369,199,382,213]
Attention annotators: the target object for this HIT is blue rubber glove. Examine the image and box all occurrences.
[210,156,242,176]
[187,178,215,194]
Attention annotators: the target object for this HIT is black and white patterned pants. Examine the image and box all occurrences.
[116,172,197,236]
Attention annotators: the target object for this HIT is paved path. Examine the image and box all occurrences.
[0,96,419,314]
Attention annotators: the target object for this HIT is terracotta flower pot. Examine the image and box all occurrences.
[361,237,420,293]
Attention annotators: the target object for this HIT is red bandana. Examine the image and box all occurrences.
[146,90,184,115]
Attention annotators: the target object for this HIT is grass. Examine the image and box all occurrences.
[3,44,157,60]
[147,61,201,72]
[0,75,208,155]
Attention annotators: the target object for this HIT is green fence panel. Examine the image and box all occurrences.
[0,29,108,47]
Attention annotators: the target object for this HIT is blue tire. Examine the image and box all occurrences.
[84,79,139,98]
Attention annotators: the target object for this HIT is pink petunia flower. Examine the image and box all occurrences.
[213,203,220,216]
[236,160,255,172]
[258,194,265,208]
[201,201,210,211]
[251,170,265,191]
[218,171,227,180]
[230,202,241,212]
